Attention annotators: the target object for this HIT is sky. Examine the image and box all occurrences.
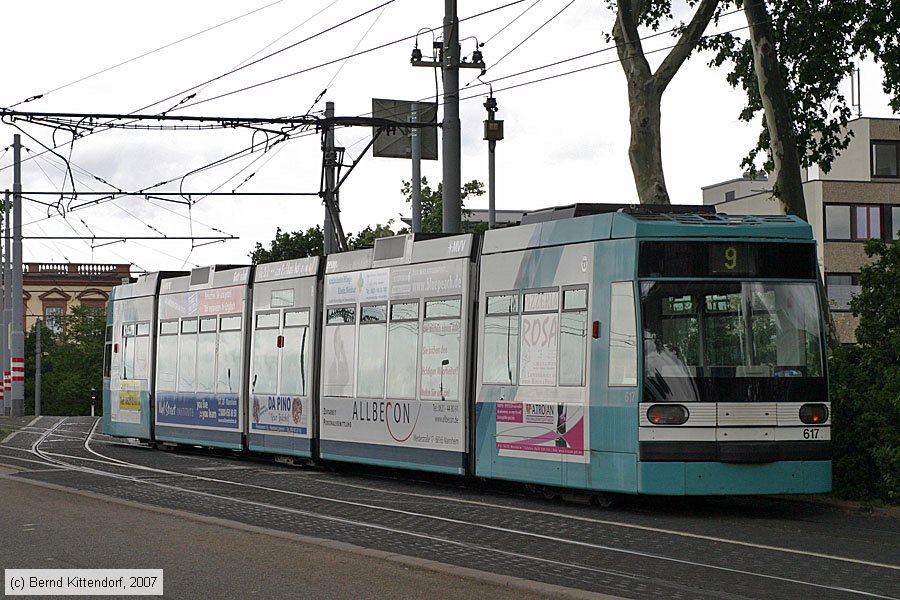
[0,0,895,273]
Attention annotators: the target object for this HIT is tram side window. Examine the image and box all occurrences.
[122,324,137,380]
[421,297,461,401]
[177,318,198,392]
[252,312,280,396]
[121,322,151,380]
[133,322,150,380]
[157,320,179,392]
[196,317,217,393]
[609,282,637,386]
[103,325,113,378]
[520,290,559,387]
[387,301,419,399]
[358,305,387,398]
[323,306,356,397]
[281,310,310,396]
[217,315,243,394]
[483,293,519,385]
[560,287,588,386]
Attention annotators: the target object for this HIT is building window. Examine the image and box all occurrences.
[44,305,65,335]
[892,206,900,241]
[825,274,861,312]
[872,141,900,178]
[824,205,851,240]
[824,204,882,241]
[854,205,882,240]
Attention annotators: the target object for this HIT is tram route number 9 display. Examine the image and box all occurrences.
[708,243,753,275]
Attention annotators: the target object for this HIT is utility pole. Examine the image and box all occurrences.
[412,0,484,233]
[3,191,10,416]
[11,134,23,416]
[323,102,337,255]
[35,318,41,417]
[321,101,348,253]
[411,102,422,234]
[1,191,6,415]
[483,95,504,229]
[442,0,461,234]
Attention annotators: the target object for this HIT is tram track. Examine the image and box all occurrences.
[0,416,896,599]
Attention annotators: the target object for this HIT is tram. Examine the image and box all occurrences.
[103,206,832,495]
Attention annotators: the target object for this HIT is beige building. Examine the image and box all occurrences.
[702,117,900,343]
[22,263,132,334]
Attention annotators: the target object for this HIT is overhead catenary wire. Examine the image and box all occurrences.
[480,0,576,77]
[173,0,527,111]
[4,0,289,108]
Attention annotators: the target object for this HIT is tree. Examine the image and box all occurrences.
[830,239,900,503]
[251,179,488,264]
[608,0,721,205]
[350,220,406,248]
[24,305,105,416]
[400,177,487,233]
[250,226,324,263]
[703,0,900,216]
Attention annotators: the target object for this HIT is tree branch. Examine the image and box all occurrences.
[654,0,721,92]
[612,0,653,86]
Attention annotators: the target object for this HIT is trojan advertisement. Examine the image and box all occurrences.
[495,401,589,462]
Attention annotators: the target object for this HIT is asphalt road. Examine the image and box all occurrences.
[1,416,898,600]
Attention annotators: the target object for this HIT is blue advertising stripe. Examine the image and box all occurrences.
[156,392,240,429]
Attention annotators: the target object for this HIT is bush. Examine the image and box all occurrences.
[829,239,900,503]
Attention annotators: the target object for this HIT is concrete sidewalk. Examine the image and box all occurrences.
[1,468,612,599]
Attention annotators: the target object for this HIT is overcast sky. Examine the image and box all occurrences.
[0,0,894,273]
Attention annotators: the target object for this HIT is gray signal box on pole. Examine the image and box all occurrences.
[372,99,438,160]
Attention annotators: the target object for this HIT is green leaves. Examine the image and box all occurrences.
[24,305,105,416]
[704,0,897,175]
[830,238,900,503]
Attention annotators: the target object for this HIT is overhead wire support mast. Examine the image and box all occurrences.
[411,0,485,233]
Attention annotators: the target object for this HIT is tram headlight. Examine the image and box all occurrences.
[646,404,689,425]
[799,403,829,424]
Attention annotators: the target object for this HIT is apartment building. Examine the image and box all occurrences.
[702,117,900,343]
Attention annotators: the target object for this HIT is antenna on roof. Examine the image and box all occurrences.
[851,62,862,118]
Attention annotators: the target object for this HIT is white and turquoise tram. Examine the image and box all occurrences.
[103,206,831,495]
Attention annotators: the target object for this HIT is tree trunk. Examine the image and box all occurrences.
[625,82,669,204]
[612,0,720,205]
[744,0,807,220]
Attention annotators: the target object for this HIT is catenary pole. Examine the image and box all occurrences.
[411,102,422,233]
[323,102,336,255]
[3,191,10,415]
[35,319,41,417]
[11,135,24,416]
[1,191,7,416]
[442,0,461,234]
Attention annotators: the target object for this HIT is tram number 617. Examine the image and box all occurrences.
[803,428,820,439]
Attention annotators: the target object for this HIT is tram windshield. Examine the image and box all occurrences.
[640,281,826,402]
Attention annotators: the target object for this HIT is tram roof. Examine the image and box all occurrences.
[482,208,812,255]
[111,270,187,301]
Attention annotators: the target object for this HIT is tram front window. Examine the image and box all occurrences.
[641,281,825,402]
